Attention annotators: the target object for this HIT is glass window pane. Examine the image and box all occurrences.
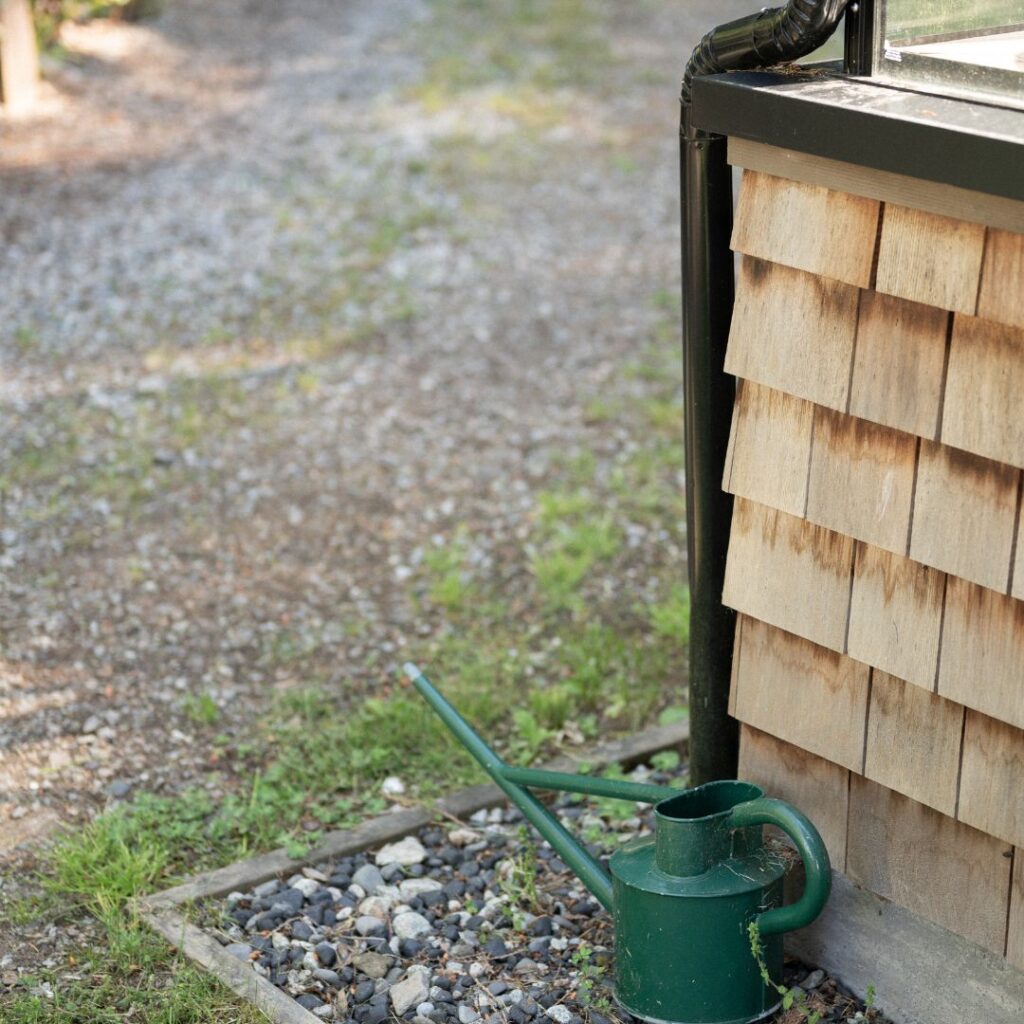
[874,1,1024,108]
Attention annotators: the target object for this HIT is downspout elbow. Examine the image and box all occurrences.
[681,0,848,109]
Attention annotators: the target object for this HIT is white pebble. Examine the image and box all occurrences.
[398,878,443,900]
[381,776,406,796]
[392,911,432,940]
[375,835,426,866]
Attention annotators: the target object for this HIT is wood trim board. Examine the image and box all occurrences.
[728,137,1024,236]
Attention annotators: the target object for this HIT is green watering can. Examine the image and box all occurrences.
[404,664,831,1024]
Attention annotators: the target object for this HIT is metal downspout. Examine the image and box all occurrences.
[679,1,848,787]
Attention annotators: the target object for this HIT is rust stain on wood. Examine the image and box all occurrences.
[910,441,1019,593]
[726,258,860,412]
[977,228,1024,331]
[848,543,944,692]
[942,314,1024,471]
[876,204,986,315]
[732,170,880,288]
[732,616,869,772]
[807,408,917,554]
[850,289,950,435]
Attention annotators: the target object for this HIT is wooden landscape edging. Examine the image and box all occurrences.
[136,720,688,1024]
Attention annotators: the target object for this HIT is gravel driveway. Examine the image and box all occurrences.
[0,0,753,855]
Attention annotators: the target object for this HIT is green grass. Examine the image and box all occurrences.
[181,693,221,727]
[4,915,267,1024]
[648,583,691,646]
[421,538,480,614]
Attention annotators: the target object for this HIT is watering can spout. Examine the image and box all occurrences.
[406,662,698,911]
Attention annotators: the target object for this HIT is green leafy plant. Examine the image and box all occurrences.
[509,708,556,763]
[499,827,542,922]
[571,942,614,1013]
[648,583,690,645]
[181,691,220,726]
[747,921,823,1024]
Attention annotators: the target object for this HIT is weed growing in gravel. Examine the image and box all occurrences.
[182,692,221,727]
[571,942,614,1013]
[748,921,825,1024]
[499,826,543,922]
[422,538,479,614]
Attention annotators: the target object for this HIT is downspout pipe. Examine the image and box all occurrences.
[679,1,847,787]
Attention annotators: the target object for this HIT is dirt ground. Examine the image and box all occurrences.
[0,0,752,862]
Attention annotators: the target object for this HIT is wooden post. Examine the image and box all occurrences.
[1,0,39,116]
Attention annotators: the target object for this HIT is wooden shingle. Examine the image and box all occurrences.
[848,290,949,440]
[723,380,813,518]
[1016,514,1024,603]
[847,543,945,691]
[723,498,854,653]
[938,577,1024,731]
[1009,854,1024,970]
[737,724,850,871]
[726,257,860,412]
[806,407,918,554]
[847,777,1013,954]
[942,314,1024,470]
[731,170,880,288]
[863,671,964,817]
[876,205,986,314]
[977,228,1024,330]
[731,616,869,772]
[958,711,1024,849]
[909,442,1020,593]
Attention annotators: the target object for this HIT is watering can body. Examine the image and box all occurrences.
[610,810,786,1024]
[404,665,831,1024]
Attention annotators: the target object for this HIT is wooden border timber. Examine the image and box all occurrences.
[136,721,688,1024]
[789,871,1024,1024]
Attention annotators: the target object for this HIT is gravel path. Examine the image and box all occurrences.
[1,0,755,852]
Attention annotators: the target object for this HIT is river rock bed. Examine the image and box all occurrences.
[200,763,888,1024]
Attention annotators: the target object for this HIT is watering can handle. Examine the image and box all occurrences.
[728,797,832,937]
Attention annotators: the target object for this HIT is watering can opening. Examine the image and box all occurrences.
[654,780,762,822]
